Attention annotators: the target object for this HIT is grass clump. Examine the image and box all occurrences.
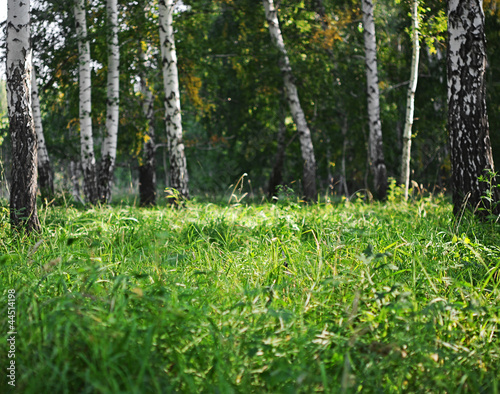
[1,195,499,392]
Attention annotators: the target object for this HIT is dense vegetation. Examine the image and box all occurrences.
[1,189,499,391]
[1,1,500,199]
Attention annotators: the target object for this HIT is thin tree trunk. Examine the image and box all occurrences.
[74,0,98,204]
[340,115,349,197]
[139,59,157,207]
[268,105,287,198]
[263,0,317,201]
[69,160,83,204]
[31,65,54,201]
[448,0,498,216]
[98,0,120,203]
[159,0,189,199]
[6,0,40,233]
[361,0,387,200]
[401,0,420,200]
[326,136,333,194]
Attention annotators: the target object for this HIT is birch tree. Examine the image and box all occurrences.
[98,0,120,203]
[139,47,157,206]
[74,0,98,204]
[6,0,40,232]
[263,0,317,201]
[448,0,498,216]
[361,0,387,199]
[159,0,189,199]
[32,66,54,201]
[400,0,420,200]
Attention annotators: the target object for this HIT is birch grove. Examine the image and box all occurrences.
[6,0,40,232]
[98,0,120,203]
[263,0,317,201]
[447,0,498,215]
[361,0,387,199]
[159,0,190,199]
[14,0,500,208]
[32,66,54,200]
[400,0,420,200]
[74,0,98,204]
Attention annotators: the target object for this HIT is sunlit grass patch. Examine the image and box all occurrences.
[1,196,499,392]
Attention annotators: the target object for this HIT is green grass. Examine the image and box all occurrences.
[1,194,499,393]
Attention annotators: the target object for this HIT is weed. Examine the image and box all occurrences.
[478,169,500,222]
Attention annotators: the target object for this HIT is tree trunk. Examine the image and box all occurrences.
[263,0,317,201]
[400,0,420,201]
[74,0,98,204]
[361,0,387,200]
[6,0,40,233]
[268,107,286,198]
[69,160,83,204]
[139,63,157,207]
[159,0,189,199]
[98,0,120,203]
[448,0,498,216]
[31,65,54,201]
[339,115,349,197]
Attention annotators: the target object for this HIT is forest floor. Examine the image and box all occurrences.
[1,191,499,392]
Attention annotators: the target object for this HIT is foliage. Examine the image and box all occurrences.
[0,0,497,202]
[1,197,499,392]
[5,0,479,200]
[477,170,500,221]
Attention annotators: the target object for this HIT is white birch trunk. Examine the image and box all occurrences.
[98,0,120,203]
[6,0,40,232]
[31,65,54,199]
[159,0,189,199]
[400,0,420,200]
[74,0,98,204]
[263,0,317,201]
[448,0,497,216]
[361,0,387,199]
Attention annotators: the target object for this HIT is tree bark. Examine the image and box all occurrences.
[400,0,420,201]
[159,0,189,199]
[74,0,98,204]
[139,53,157,207]
[339,115,349,197]
[69,160,83,204]
[447,0,498,216]
[98,0,120,203]
[6,0,41,233]
[268,106,286,198]
[361,0,387,200]
[263,0,317,201]
[31,65,54,201]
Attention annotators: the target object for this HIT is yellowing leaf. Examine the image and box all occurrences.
[131,287,143,297]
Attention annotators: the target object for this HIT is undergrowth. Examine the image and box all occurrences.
[0,194,499,393]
